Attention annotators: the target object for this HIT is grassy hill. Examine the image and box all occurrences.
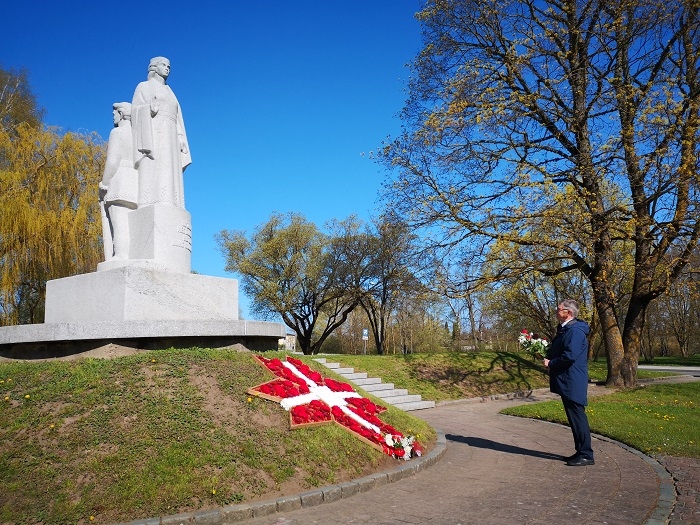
[0,349,434,524]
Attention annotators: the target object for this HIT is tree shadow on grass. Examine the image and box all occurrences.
[445,433,565,461]
[415,351,548,397]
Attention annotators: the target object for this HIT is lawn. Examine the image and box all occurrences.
[0,349,434,525]
[331,352,675,400]
[332,351,551,402]
[640,355,700,366]
[501,382,700,458]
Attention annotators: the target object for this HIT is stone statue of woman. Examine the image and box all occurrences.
[99,102,138,260]
[131,56,191,208]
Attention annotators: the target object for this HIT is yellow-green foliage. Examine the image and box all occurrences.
[0,124,105,324]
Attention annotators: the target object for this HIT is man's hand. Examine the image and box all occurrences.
[543,358,550,368]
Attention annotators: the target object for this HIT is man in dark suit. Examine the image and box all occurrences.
[544,299,594,466]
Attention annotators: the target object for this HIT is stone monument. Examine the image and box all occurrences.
[45,56,237,323]
[0,57,285,356]
[98,56,192,275]
[99,102,138,261]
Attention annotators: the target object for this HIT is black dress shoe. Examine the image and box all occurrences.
[566,456,595,466]
[564,453,580,462]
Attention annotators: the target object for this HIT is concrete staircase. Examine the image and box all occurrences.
[313,358,436,412]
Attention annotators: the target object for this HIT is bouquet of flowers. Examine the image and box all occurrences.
[384,433,423,461]
[519,329,549,358]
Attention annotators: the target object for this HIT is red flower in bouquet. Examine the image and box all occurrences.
[518,330,549,358]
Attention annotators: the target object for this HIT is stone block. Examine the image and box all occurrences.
[193,508,223,525]
[339,481,359,498]
[45,266,238,323]
[299,489,324,507]
[369,472,389,488]
[126,204,192,274]
[251,501,277,518]
[322,485,342,503]
[128,519,160,525]
[355,476,377,493]
[160,512,195,525]
[221,505,253,523]
[275,495,302,512]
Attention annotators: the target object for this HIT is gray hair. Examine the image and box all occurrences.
[559,299,579,317]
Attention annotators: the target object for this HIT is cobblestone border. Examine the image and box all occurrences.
[111,431,447,525]
[590,432,676,525]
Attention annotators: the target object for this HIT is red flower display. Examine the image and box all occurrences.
[247,355,423,460]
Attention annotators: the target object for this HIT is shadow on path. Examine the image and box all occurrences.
[445,433,565,461]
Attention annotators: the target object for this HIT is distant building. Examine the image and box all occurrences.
[279,334,297,351]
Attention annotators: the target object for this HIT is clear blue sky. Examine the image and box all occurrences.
[1,1,424,317]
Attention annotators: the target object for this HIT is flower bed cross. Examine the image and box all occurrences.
[247,355,422,460]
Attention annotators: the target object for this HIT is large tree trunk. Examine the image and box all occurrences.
[588,248,625,387]
[593,293,626,387]
[621,296,650,388]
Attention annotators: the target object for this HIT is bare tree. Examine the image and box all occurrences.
[359,217,421,355]
[380,0,700,386]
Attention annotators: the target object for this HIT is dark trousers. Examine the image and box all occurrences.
[562,397,593,459]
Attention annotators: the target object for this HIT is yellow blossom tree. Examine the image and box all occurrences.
[0,124,105,324]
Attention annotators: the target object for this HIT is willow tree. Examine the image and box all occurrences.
[381,0,700,387]
[0,124,104,324]
[217,213,369,355]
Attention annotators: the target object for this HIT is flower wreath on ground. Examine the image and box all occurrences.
[247,355,423,460]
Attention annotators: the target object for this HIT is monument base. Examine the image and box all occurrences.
[0,319,287,359]
[45,266,239,324]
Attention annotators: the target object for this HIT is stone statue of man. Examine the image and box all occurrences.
[131,56,191,208]
[99,102,138,260]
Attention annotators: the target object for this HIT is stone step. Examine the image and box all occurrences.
[312,358,433,412]
[339,372,368,380]
[372,389,409,399]
[359,382,395,392]
[379,394,423,405]
[351,377,382,386]
[391,400,436,411]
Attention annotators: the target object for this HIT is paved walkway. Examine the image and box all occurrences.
[227,385,698,525]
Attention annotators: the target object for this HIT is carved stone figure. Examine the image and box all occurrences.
[131,56,191,208]
[99,102,138,260]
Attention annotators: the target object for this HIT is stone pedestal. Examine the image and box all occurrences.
[98,204,192,274]
[45,266,238,324]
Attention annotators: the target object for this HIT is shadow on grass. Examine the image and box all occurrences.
[418,352,547,394]
[445,433,565,461]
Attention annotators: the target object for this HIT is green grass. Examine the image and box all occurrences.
[639,355,700,366]
[0,349,434,525]
[333,351,551,402]
[1,348,695,524]
[501,382,700,458]
[331,352,674,399]
[586,360,675,382]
